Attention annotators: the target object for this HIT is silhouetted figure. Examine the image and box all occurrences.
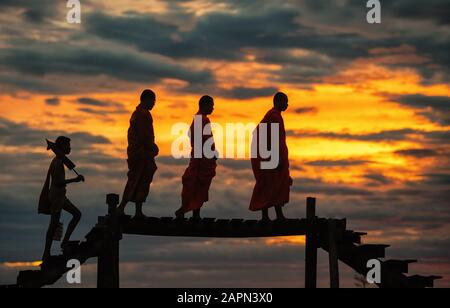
[175,96,218,220]
[250,92,293,221]
[40,136,84,263]
[117,89,159,218]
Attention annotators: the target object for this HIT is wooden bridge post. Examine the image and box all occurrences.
[328,219,340,288]
[97,194,120,289]
[305,197,318,289]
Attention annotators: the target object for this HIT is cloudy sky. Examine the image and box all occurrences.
[0,0,449,288]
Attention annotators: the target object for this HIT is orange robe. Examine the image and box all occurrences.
[123,104,158,203]
[250,108,292,211]
[181,113,217,213]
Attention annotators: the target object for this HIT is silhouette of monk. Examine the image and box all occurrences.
[175,95,218,220]
[41,136,84,263]
[117,89,159,218]
[249,92,293,221]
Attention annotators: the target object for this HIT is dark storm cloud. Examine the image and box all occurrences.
[219,87,278,100]
[293,107,319,115]
[44,97,60,106]
[75,98,128,116]
[0,0,59,23]
[363,173,393,185]
[288,128,419,142]
[383,0,450,25]
[424,131,450,143]
[297,0,450,82]
[292,177,373,196]
[391,94,450,126]
[302,0,450,26]
[394,94,450,113]
[77,98,118,107]
[395,149,439,158]
[85,9,300,60]
[422,173,450,186]
[0,43,214,89]
[0,74,65,94]
[288,128,450,144]
[85,9,368,62]
[1,0,447,94]
[304,159,370,167]
[77,107,128,116]
[0,117,110,148]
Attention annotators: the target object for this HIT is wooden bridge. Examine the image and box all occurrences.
[4,195,442,288]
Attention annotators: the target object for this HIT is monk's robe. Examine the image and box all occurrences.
[123,104,158,203]
[180,113,217,213]
[249,108,292,211]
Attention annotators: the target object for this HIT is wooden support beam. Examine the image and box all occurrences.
[357,244,390,260]
[97,194,120,289]
[305,197,318,289]
[328,219,340,289]
[408,275,442,288]
[384,260,417,274]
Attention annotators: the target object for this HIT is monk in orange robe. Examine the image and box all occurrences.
[117,89,159,218]
[250,92,293,221]
[175,95,218,220]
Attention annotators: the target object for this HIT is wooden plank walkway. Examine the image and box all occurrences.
[121,216,310,238]
[1,196,442,289]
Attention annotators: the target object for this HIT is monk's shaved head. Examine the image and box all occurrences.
[141,89,155,103]
[199,95,214,115]
[199,95,213,107]
[55,136,71,155]
[274,92,289,112]
[140,89,156,110]
[56,136,71,148]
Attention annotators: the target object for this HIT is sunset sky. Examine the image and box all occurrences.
[0,0,449,287]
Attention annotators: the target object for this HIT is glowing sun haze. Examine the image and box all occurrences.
[0,0,449,287]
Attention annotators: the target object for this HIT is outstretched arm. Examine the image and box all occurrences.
[52,161,84,187]
[65,175,85,185]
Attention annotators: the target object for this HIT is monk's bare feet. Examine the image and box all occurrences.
[275,206,286,222]
[260,208,270,223]
[260,217,271,224]
[115,206,125,216]
[275,212,286,222]
[133,212,147,220]
[175,208,185,220]
[192,209,201,221]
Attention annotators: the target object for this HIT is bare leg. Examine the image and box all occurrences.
[193,209,201,220]
[275,205,286,221]
[175,207,185,219]
[42,212,61,262]
[61,199,82,248]
[134,202,146,219]
[116,199,128,216]
[261,208,270,222]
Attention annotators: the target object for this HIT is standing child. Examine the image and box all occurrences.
[41,136,84,263]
